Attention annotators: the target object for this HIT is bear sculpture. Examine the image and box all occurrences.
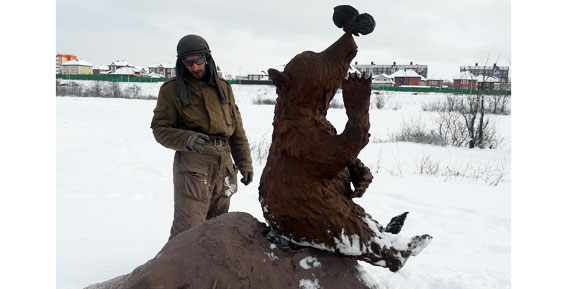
[259,5,431,272]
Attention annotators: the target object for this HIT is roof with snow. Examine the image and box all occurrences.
[147,72,165,78]
[348,65,360,74]
[61,59,93,67]
[390,69,423,78]
[426,75,444,80]
[372,74,394,83]
[110,60,134,67]
[475,75,500,82]
[134,65,147,72]
[149,62,175,69]
[94,64,109,70]
[111,67,139,75]
[454,71,478,80]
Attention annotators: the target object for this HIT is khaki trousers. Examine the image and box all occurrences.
[169,144,238,239]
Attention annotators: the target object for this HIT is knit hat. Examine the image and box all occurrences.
[175,34,226,106]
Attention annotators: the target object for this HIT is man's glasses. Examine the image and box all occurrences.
[182,56,206,66]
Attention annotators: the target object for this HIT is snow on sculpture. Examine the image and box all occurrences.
[259,5,432,272]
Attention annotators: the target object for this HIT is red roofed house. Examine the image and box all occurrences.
[391,69,423,86]
[453,71,478,90]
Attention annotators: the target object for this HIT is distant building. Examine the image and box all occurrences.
[443,79,454,89]
[453,71,478,90]
[148,62,176,78]
[111,66,141,76]
[391,69,423,86]
[348,65,361,75]
[93,64,110,75]
[371,73,394,87]
[109,60,135,73]
[61,59,93,75]
[425,76,444,88]
[246,70,268,81]
[460,63,510,83]
[476,75,500,90]
[134,66,148,75]
[56,54,77,74]
[353,61,428,78]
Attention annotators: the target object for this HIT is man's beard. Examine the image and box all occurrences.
[190,67,206,80]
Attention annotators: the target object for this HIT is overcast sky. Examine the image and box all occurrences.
[56,0,510,78]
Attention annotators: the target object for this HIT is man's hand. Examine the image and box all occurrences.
[186,133,210,153]
[241,171,253,186]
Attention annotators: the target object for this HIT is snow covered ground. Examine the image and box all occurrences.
[56,84,510,289]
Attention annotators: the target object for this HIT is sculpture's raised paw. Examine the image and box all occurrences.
[342,72,372,116]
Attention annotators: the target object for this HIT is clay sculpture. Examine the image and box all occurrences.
[259,5,431,272]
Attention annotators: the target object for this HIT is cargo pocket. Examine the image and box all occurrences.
[222,163,239,198]
[176,164,210,201]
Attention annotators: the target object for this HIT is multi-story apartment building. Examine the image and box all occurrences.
[460,63,510,83]
[353,61,428,79]
[56,54,77,74]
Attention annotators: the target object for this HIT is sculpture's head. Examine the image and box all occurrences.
[268,5,375,119]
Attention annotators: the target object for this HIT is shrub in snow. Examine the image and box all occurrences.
[252,96,277,105]
[373,93,388,109]
[249,134,271,165]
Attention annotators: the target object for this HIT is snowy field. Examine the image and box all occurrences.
[56,84,510,289]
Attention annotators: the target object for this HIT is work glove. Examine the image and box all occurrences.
[241,171,253,186]
[186,133,209,154]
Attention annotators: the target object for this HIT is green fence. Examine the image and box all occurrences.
[56,74,170,83]
[373,85,511,95]
[56,75,511,95]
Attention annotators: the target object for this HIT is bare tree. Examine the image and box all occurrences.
[109,82,122,98]
[459,58,500,149]
[92,80,103,97]
[124,84,142,99]
[489,93,510,115]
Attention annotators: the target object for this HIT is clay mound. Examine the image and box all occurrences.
[85,212,371,289]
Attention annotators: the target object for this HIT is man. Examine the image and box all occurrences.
[151,34,253,239]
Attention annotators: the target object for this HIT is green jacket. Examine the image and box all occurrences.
[151,76,253,173]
